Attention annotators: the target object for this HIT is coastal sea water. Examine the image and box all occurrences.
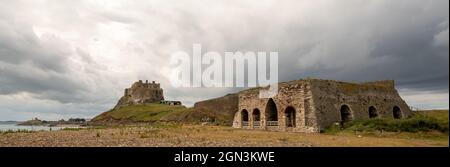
[0,122,80,132]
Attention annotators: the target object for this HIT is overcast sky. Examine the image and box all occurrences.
[0,0,448,121]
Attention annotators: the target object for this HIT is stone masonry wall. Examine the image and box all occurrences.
[233,79,412,133]
[309,79,412,130]
[235,80,319,132]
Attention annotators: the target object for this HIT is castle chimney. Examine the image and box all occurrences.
[146,80,148,84]
[152,81,155,84]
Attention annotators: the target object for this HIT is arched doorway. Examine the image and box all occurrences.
[369,106,378,118]
[285,106,296,127]
[265,98,278,126]
[340,105,353,123]
[241,109,249,126]
[252,109,261,127]
[393,106,402,119]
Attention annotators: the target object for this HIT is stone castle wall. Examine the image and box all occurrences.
[114,80,164,108]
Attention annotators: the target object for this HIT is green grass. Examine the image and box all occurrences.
[91,102,236,125]
[416,110,449,126]
[92,103,194,123]
[324,110,449,140]
[62,127,86,131]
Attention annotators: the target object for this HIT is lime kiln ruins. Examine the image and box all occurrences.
[231,79,412,133]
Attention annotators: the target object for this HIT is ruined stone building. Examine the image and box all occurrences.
[114,80,164,108]
[231,79,412,133]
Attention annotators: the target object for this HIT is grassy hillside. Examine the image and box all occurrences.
[324,110,449,140]
[90,103,228,125]
[91,104,194,124]
[417,110,449,126]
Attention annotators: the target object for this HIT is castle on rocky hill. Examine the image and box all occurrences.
[114,80,164,108]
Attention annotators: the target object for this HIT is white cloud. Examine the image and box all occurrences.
[399,89,449,110]
[434,28,449,48]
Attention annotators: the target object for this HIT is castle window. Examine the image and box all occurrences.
[369,106,378,118]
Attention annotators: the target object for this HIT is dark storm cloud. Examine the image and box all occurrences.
[0,0,448,120]
[154,0,448,110]
[274,0,449,93]
[0,21,90,101]
[171,0,449,94]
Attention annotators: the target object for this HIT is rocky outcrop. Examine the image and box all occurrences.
[18,118,87,126]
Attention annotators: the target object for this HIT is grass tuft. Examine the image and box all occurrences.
[324,110,449,139]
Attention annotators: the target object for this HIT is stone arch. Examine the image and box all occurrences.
[285,106,296,127]
[241,109,249,122]
[368,106,378,118]
[393,106,402,119]
[340,105,353,123]
[252,108,261,127]
[252,109,261,121]
[265,98,278,126]
[241,109,249,127]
